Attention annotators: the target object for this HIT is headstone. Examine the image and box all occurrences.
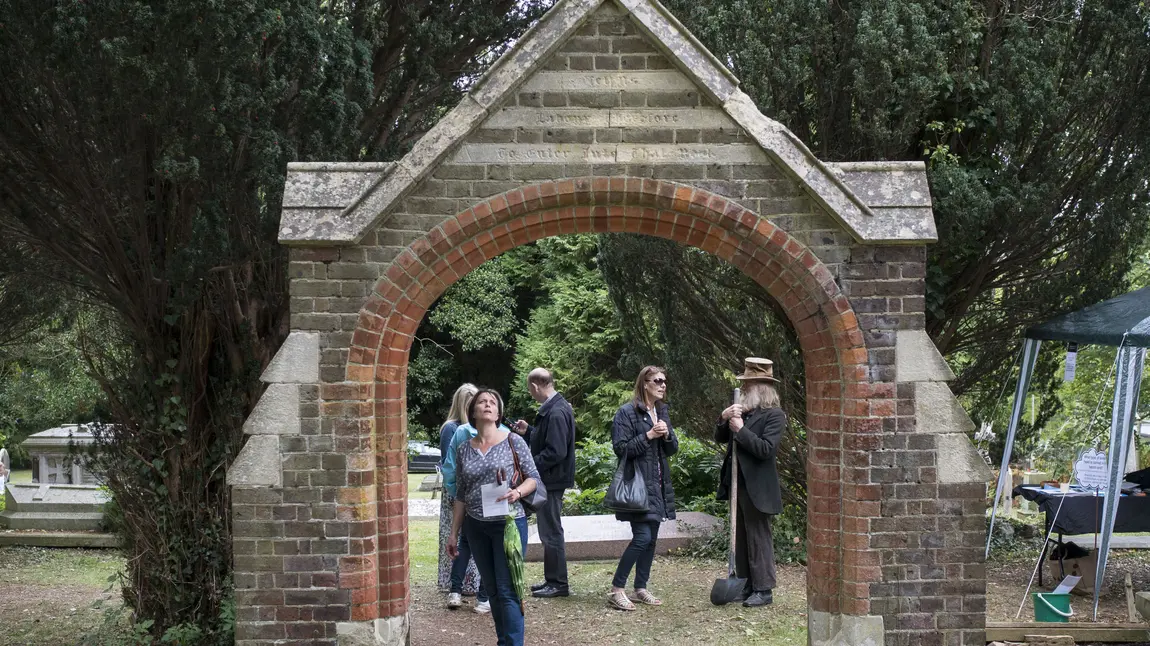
[1134,590,1150,622]
[417,474,441,492]
[0,448,9,491]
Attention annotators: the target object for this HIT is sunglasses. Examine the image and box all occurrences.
[647,378,667,386]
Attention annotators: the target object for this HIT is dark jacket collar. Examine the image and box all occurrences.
[538,391,567,416]
[632,399,667,420]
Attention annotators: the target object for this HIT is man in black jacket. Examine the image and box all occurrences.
[514,368,576,598]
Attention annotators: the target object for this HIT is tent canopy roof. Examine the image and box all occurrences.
[1025,286,1150,347]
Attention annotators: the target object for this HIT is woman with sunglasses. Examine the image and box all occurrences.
[606,366,679,611]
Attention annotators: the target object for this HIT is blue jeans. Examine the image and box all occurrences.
[612,520,660,589]
[450,531,488,602]
[464,515,529,646]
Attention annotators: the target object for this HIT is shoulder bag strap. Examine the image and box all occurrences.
[507,435,525,486]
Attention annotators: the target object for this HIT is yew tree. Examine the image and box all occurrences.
[0,0,548,638]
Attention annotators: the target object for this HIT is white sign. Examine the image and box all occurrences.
[1063,349,1077,382]
[1072,447,1109,490]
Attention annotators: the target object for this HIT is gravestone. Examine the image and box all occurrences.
[524,512,719,561]
[0,448,9,491]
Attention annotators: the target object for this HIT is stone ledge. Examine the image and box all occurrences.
[283,167,393,208]
[809,611,885,646]
[915,381,975,435]
[895,330,955,383]
[336,615,409,646]
[0,531,120,548]
[260,331,320,384]
[827,162,931,207]
[937,433,992,484]
[242,383,301,435]
[226,435,282,487]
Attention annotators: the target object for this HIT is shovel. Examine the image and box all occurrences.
[710,440,748,605]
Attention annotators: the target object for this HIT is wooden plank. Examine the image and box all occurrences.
[1126,573,1137,623]
[986,622,1150,642]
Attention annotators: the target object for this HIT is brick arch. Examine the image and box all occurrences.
[345,177,881,623]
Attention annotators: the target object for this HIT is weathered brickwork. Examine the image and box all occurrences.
[232,1,988,645]
[840,245,987,646]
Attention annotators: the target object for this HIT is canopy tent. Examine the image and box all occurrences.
[987,286,1150,620]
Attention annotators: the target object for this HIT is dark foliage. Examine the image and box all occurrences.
[0,0,550,638]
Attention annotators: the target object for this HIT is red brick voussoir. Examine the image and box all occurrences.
[347,178,880,621]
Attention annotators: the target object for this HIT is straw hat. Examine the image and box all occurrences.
[735,357,779,383]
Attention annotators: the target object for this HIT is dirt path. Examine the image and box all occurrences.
[410,559,808,646]
[0,547,122,645]
[986,548,1150,624]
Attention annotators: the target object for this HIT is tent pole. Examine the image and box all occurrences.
[1093,343,1145,620]
[987,338,1042,558]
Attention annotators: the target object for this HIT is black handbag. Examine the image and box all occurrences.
[604,454,648,512]
[507,436,547,513]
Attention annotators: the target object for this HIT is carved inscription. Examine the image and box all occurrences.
[608,108,735,129]
[618,144,768,164]
[453,144,614,164]
[520,71,697,93]
[484,109,611,129]
[453,144,768,165]
[484,108,738,131]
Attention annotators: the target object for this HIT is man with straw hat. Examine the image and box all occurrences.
[715,357,786,607]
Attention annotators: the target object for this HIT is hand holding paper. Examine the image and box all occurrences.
[481,482,510,517]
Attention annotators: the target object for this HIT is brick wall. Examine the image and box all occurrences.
[232,2,987,644]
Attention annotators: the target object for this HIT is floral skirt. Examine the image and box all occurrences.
[437,493,481,594]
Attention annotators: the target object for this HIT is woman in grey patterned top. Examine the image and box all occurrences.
[446,388,540,646]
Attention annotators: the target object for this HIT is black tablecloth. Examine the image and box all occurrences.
[1012,485,1150,535]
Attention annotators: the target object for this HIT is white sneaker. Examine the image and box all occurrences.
[473,600,491,614]
[446,593,462,609]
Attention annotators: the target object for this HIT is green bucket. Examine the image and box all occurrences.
[1033,592,1073,622]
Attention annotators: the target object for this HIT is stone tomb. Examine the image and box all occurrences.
[0,481,110,532]
[228,0,992,644]
[0,425,109,533]
[524,512,719,562]
[23,424,100,485]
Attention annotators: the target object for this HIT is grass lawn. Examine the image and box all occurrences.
[0,546,125,646]
[0,470,33,512]
[4,503,1149,645]
[408,472,440,500]
[9,469,33,483]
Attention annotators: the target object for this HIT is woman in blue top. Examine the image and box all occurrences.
[447,388,540,646]
[436,383,483,609]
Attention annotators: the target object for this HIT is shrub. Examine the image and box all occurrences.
[669,436,721,505]
[680,498,807,565]
[575,436,723,509]
[573,440,616,491]
[562,488,609,516]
